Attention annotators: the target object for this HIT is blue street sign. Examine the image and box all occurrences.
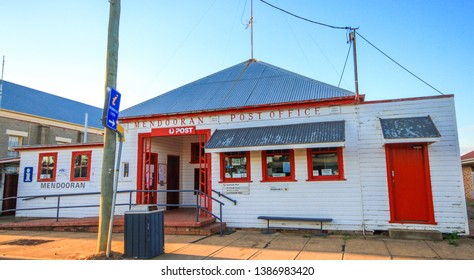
[24,167,33,182]
[105,88,121,131]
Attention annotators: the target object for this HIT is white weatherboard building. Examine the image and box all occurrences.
[15,60,469,234]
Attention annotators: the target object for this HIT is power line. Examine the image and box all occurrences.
[339,43,352,88]
[355,31,444,95]
[259,0,352,30]
[259,0,444,96]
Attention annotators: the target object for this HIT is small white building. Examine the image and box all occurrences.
[15,60,469,234]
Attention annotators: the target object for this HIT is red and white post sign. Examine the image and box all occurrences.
[151,126,196,136]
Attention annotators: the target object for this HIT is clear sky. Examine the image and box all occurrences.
[1,0,473,154]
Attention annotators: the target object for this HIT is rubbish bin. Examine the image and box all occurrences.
[124,205,164,259]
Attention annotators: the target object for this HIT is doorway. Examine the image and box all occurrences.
[1,174,19,216]
[386,143,435,224]
[166,155,180,210]
[143,153,158,205]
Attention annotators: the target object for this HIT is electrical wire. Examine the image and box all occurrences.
[339,43,352,88]
[259,0,352,30]
[355,31,444,95]
[240,0,249,26]
[259,0,445,95]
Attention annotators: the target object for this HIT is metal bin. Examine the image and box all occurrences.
[124,205,164,259]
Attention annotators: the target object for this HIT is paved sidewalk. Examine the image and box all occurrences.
[1,229,473,260]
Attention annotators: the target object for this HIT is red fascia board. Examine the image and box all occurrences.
[119,96,359,123]
[15,143,104,152]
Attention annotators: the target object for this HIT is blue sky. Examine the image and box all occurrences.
[1,0,473,154]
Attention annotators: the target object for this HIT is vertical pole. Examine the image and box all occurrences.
[97,0,120,253]
[250,0,254,59]
[349,30,360,103]
[106,131,123,258]
[83,113,88,143]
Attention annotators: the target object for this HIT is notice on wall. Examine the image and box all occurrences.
[270,183,289,191]
[222,183,250,195]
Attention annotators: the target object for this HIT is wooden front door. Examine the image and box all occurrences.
[166,155,180,210]
[2,174,19,216]
[386,144,435,224]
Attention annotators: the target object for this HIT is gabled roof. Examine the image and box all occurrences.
[1,81,103,129]
[121,59,356,119]
[461,150,474,163]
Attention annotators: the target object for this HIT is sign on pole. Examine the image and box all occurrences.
[104,87,121,131]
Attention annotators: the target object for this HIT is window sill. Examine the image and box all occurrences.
[306,178,346,182]
[71,178,91,182]
[219,179,253,183]
[260,178,297,183]
[37,179,56,183]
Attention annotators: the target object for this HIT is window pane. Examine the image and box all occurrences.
[224,155,248,179]
[123,162,129,178]
[312,152,339,176]
[266,153,291,177]
[74,167,81,178]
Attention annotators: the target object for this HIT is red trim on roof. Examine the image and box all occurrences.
[15,142,103,152]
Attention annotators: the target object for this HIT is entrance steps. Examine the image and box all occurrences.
[0,209,226,236]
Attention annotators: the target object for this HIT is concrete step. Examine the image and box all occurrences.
[389,229,443,241]
[165,222,227,236]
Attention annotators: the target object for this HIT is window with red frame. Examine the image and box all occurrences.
[220,151,251,182]
[71,151,92,181]
[37,152,57,182]
[262,149,295,181]
[190,142,205,163]
[307,147,344,180]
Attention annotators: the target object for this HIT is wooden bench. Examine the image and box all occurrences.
[257,216,332,235]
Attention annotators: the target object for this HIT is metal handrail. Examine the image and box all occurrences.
[0,189,228,236]
[212,189,237,205]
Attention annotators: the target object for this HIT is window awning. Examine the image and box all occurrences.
[380,116,441,143]
[205,121,345,152]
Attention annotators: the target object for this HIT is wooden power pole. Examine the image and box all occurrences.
[97,0,121,253]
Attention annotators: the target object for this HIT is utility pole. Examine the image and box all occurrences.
[97,0,121,253]
[349,29,360,103]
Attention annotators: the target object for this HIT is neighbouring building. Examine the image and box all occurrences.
[0,80,103,214]
[461,151,474,200]
[14,60,469,234]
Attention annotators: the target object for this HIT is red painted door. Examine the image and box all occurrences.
[386,144,435,224]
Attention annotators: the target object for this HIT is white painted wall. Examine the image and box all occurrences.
[14,96,468,234]
[16,146,103,218]
[357,97,468,234]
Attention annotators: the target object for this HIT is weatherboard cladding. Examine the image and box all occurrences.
[1,81,103,129]
[205,121,345,149]
[120,60,355,118]
[380,116,441,139]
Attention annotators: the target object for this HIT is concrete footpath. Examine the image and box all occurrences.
[1,229,473,260]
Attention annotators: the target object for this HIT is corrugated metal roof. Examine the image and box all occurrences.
[121,60,355,118]
[380,116,441,139]
[205,121,345,149]
[1,81,103,129]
